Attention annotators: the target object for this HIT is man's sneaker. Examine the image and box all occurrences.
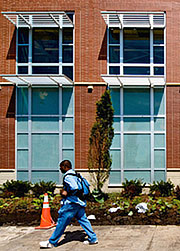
[39,240,53,248]
[83,240,98,245]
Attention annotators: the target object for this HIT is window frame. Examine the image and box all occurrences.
[16,15,74,80]
[109,87,166,185]
[107,27,166,77]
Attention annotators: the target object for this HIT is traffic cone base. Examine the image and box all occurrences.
[35,193,56,230]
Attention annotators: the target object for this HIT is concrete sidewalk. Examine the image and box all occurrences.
[0,225,180,251]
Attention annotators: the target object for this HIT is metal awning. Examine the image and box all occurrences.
[101,75,165,87]
[1,11,73,28]
[1,75,73,86]
[101,11,165,28]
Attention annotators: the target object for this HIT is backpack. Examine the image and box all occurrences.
[63,172,90,201]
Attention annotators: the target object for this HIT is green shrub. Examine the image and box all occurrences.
[121,179,146,198]
[0,180,31,197]
[149,179,174,197]
[174,185,180,200]
[31,181,56,197]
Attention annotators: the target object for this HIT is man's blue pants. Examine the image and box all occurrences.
[49,203,97,247]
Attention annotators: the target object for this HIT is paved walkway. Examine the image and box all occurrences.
[1,225,180,251]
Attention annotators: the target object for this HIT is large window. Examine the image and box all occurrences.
[17,22,74,80]
[16,87,74,183]
[109,87,166,184]
[108,28,165,76]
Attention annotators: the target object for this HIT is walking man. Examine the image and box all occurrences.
[40,160,98,248]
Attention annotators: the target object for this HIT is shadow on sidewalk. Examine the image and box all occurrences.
[57,230,86,246]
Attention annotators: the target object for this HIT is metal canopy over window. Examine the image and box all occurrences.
[101,75,165,87]
[101,11,165,28]
[2,12,73,28]
[1,75,73,86]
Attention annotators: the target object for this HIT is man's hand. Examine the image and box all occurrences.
[60,189,68,198]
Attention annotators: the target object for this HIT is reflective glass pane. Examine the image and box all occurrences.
[124,67,150,75]
[62,66,73,81]
[110,88,120,115]
[32,88,59,115]
[109,171,121,184]
[110,150,121,170]
[18,46,28,63]
[18,66,28,74]
[32,134,59,169]
[63,133,74,148]
[113,117,120,131]
[31,171,59,184]
[124,89,150,115]
[154,118,165,131]
[153,29,164,44]
[17,134,28,148]
[154,88,165,115]
[154,134,165,148]
[154,67,164,75]
[124,134,151,169]
[63,28,73,44]
[62,150,74,167]
[17,118,28,132]
[111,134,121,148]
[124,171,151,183]
[62,88,73,115]
[32,28,59,63]
[62,46,73,63]
[153,47,164,64]
[154,150,165,169]
[62,117,74,131]
[124,28,150,63]
[109,66,120,75]
[17,150,28,169]
[32,66,59,74]
[17,88,28,115]
[124,118,150,131]
[109,46,120,63]
[109,28,120,44]
[18,28,29,44]
[17,171,29,181]
[154,171,165,182]
[32,118,59,132]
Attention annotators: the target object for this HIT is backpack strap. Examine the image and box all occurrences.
[63,172,83,197]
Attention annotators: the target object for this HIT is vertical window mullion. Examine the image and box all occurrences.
[150,29,153,75]
[59,28,62,74]
[107,28,109,75]
[59,87,62,184]
[29,28,32,75]
[150,87,154,182]
[120,87,124,183]
[28,87,32,181]
[120,29,123,75]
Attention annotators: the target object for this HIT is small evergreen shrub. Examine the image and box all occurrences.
[149,179,174,197]
[0,180,31,197]
[121,179,146,198]
[174,185,180,200]
[31,180,56,197]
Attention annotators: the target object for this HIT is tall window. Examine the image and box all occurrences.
[108,28,165,76]
[16,87,74,183]
[109,87,165,184]
[17,25,74,80]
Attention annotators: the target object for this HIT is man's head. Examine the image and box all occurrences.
[59,160,72,174]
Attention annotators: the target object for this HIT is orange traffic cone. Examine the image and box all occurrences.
[35,193,56,229]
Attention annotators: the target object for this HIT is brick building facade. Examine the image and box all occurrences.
[0,0,180,189]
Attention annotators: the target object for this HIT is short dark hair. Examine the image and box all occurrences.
[60,160,72,169]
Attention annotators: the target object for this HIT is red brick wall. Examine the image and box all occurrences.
[166,86,180,169]
[0,86,15,169]
[0,0,180,170]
